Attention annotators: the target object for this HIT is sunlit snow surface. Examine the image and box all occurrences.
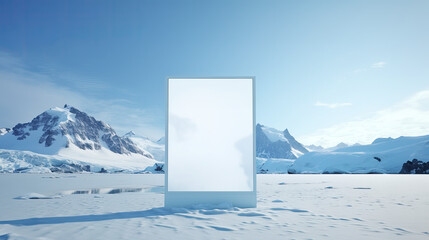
[0,174,428,239]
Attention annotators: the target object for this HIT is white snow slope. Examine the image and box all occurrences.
[0,174,428,240]
[290,135,429,174]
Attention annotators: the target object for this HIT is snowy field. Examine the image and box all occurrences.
[0,174,428,240]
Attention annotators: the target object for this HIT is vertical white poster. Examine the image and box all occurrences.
[166,78,256,208]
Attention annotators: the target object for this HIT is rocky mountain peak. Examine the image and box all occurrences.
[2,106,153,158]
[256,124,308,159]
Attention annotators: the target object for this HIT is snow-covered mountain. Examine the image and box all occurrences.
[0,105,160,173]
[123,131,165,162]
[256,124,308,159]
[256,124,308,173]
[289,135,429,174]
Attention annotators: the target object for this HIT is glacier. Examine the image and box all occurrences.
[289,135,429,174]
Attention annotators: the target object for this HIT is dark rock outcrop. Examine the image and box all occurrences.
[400,159,429,174]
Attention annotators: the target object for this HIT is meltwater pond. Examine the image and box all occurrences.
[0,174,428,240]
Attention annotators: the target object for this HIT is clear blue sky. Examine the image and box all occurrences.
[1,0,429,146]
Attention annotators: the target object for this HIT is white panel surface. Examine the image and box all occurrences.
[167,78,254,192]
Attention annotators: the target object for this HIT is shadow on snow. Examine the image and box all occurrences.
[0,207,199,226]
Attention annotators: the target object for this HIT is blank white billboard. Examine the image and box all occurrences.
[165,78,256,207]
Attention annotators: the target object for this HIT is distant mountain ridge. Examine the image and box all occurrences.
[306,144,324,152]
[6,107,423,175]
[306,142,362,152]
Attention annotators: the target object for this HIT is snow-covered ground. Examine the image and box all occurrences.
[1,174,428,239]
